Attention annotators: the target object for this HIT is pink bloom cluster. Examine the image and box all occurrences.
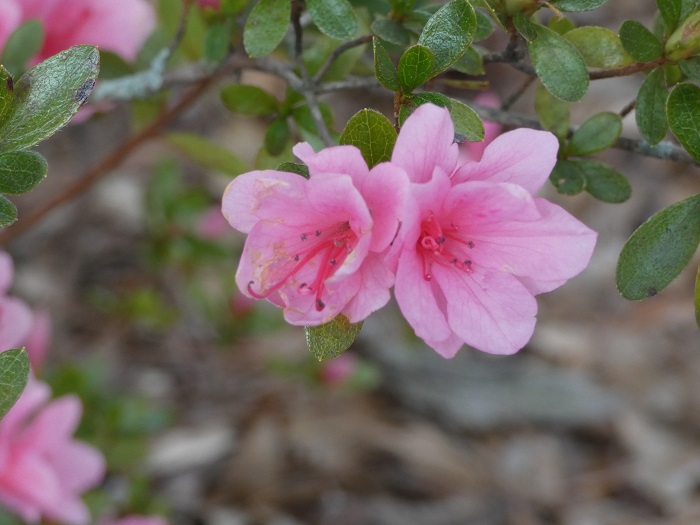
[0,252,50,370]
[0,0,155,62]
[0,377,105,524]
[222,104,597,356]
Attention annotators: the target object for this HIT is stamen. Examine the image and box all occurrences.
[416,210,475,279]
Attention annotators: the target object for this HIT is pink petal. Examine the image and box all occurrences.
[293,142,369,184]
[453,129,559,194]
[359,162,409,252]
[47,440,105,493]
[24,310,52,372]
[392,104,459,183]
[0,1,21,51]
[459,92,503,163]
[222,170,308,233]
[436,265,538,355]
[0,297,33,351]
[22,395,82,450]
[0,453,61,523]
[0,378,51,445]
[341,253,394,323]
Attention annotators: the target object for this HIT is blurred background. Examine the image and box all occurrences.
[3,1,700,524]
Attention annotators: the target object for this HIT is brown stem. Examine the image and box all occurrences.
[0,78,215,246]
[619,99,637,118]
[589,59,665,80]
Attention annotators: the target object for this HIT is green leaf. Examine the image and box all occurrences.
[567,112,622,156]
[679,56,700,79]
[221,0,248,14]
[513,13,539,41]
[474,9,494,41]
[449,98,485,142]
[0,67,14,127]
[535,84,570,140]
[0,151,47,194]
[418,0,477,75]
[305,315,363,361]
[636,67,668,145]
[695,263,700,328]
[307,0,357,40]
[681,0,700,20]
[617,193,700,300]
[0,20,44,76]
[548,16,576,35]
[398,45,435,92]
[165,132,248,177]
[243,0,291,58]
[452,46,485,75]
[291,104,334,133]
[550,160,586,195]
[576,159,631,203]
[0,349,30,420]
[390,0,418,16]
[668,82,700,162]
[0,195,17,228]
[549,0,609,11]
[276,161,310,178]
[264,117,291,156]
[0,45,99,153]
[371,18,411,46]
[398,92,452,125]
[373,38,401,91]
[565,26,633,68]
[339,109,397,168]
[619,20,664,62]
[526,23,589,102]
[204,21,232,64]
[220,84,279,116]
[658,0,682,33]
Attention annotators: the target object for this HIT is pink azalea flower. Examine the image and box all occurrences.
[392,104,597,357]
[196,206,231,240]
[319,352,357,385]
[0,252,33,353]
[458,92,503,163]
[99,515,168,525]
[222,144,408,325]
[0,377,105,525]
[2,0,155,62]
[23,310,52,372]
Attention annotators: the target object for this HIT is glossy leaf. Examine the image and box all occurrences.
[567,112,622,156]
[0,20,43,76]
[0,151,48,194]
[166,132,248,177]
[398,92,452,125]
[371,18,411,46]
[339,109,397,168]
[619,20,663,62]
[636,67,668,145]
[373,38,401,91]
[418,0,477,75]
[0,349,30,420]
[535,84,570,140]
[0,67,13,127]
[243,0,291,58]
[565,26,633,68]
[307,0,357,40]
[398,45,434,92]
[0,195,17,228]
[0,45,99,153]
[658,0,682,33]
[550,160,585,195]
[524,22,589,102]
[617,194,700,300]
[576,159,631,203]
[305,315,363,361]
[220,84,279,116]
[549,0,609,11]
[449,98,485,142]
[276,161,309,178]
[679,56,700,80]
[668,83,700,162]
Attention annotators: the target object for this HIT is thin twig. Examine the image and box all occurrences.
[313,34,373,83]
[501,75,536,111]
[619,99,636,119]
[470,103,698,166]
[316,76,381,94]
[0,78,217,246]
[291,0,333,147]
[589,60,664,80]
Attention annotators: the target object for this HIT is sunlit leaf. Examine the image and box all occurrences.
[305,315,363,361]
[340,109,397,168]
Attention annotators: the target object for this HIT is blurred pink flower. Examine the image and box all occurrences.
[319,353,357,385]
[197,206,231,240]
[392,104,597,356]
[0,0,155,61]
[222,144,408,325]
[0,377,105,525]
[23,310,51,372]
[458,92,503,163]
[100,515,168,525]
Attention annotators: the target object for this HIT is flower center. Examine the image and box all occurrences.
[247,221,358,311]
[417,211,475,281]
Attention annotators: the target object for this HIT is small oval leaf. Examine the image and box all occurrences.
[371,18,411,46]
[619,20,664,62]
[307,0,357,40]
[449,98,485,142]
[398,45,434,92]
[636,67,669,146]
[0,195,18,228]
[220,84,279,116]
[550,160,586,195]
[576,159,631,203]
[418,0,477,75]
[565,26,633,68]
[305,315,363,361]
[339,109,397,168]
[535,84,570,140]
[667,82,700,162]
[0,349,30,420]
[373,38,401,92]
[243,0,291,58]
[550,0,609,11]
[567,112,622,156]
[166,132,248,177]
[0,151,48,194]
[617,193,700,300]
